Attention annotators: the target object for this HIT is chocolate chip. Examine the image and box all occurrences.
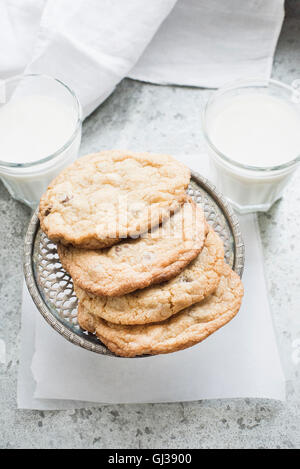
[115,246,122,252]
[60,194,72,204]
[181,276,192,283]
[44,207,52,216]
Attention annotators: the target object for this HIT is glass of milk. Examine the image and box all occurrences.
[203,79,300,213]
[0,74,82,208]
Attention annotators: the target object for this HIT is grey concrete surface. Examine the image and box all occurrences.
[0,1,300,449]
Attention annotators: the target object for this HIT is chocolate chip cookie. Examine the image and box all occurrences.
[58,199,207,296]
[78,264,244,357]
[39,150,191,249]
[74,227,224,324]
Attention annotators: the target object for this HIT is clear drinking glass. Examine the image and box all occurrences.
[203,79,300,213]
[0,74,82,209]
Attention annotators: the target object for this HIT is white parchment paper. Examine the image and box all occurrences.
[18,211,285,408]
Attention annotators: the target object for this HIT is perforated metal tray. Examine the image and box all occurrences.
[23,171,245,356]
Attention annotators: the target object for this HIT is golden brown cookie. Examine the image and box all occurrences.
[58,199,207,296]
[74,227,225,325]
[78,264,243,357]
[39,150,191,249]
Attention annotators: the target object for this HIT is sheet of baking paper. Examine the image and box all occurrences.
[17,209,285,409]
[17,283,93,410]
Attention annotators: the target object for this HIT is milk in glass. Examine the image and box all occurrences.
[0,75,81,208]
[205,82,300,213]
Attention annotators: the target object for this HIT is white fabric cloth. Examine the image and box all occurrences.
[129,0,285,88]
[0,0,46,78]
[1,0,284,117]
[17,154,285,410]
[24,0,178,117]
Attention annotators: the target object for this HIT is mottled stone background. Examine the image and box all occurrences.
[0,0,299,449]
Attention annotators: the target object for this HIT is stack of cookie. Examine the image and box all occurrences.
[39,150,243,357]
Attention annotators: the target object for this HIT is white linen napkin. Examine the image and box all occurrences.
[1,1,284,117]
[129,0,285,88]
[17,154,285,409]
[24,0,178,117]
[0,0,46,78]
